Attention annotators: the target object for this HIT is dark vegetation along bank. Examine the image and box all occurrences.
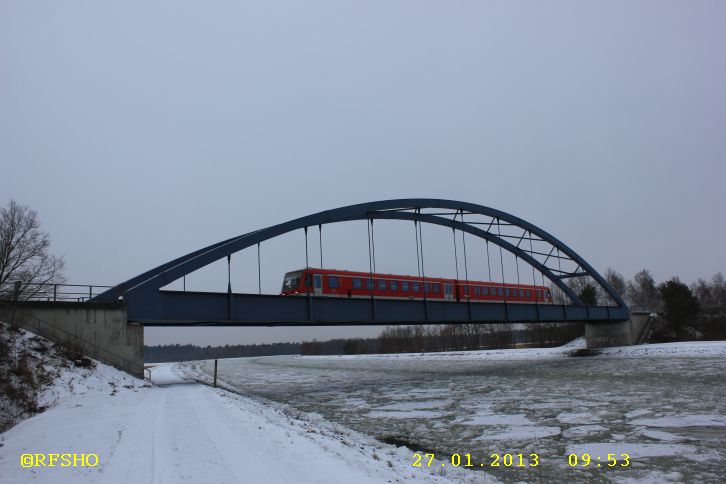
[0,321,95,432]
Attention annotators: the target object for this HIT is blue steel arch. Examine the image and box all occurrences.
[95,199,627,310]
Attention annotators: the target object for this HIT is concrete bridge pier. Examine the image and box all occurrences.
[585,311,653,348]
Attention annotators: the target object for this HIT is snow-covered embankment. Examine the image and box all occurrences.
[0,324,490,484]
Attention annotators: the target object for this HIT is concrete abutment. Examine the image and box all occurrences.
[0,301,143,378]
[585,311,652,348]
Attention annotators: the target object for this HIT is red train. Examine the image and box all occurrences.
[280,268,553,304]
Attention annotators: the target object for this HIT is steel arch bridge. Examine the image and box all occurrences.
[94,199,629,326]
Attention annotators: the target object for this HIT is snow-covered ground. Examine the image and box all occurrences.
[0,328,490,483]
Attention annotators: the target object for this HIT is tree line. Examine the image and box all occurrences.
[300,322,583,356]
[601,269,726,340]
[144,342,300,362]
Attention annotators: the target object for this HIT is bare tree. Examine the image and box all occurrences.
[0,200,65,300]
[627,269,660,310]
[548,282,568,304]
[605,268,627,305]
[710,273,726,316]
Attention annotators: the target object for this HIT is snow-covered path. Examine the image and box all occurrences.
[0,363,480,484]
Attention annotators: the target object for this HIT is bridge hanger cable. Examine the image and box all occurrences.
[452,226,460,282]
[371,219,377,274]
[460,211,469,283]
[497,217,506,302]
[557,247,563,302]
[367,218,374,299]
[485,239,492,282]
[451,209,460,283]
[414,220,421,278]
[227,254,231,294]
[257,243,261,295]
[529,230,537,286]
[304,227,309,269]
[318,224,323,269]
[417,209,427,301]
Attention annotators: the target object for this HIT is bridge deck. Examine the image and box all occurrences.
[128,290,630,326]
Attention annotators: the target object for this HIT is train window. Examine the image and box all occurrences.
[505,288,510,297]
[482,287,488,296]
[537,290,542,299]
[412,282,420,292]
[498,287,504,296]
[378,279,387,291]
[423,282,430,293]
[474,286,480,295]
[464,286,469,295]
[512,289,518,297]
[328,276,339,288]
[402,281,409,291]
[391,281,398,292]
[366,279,374,290]
[432,283,440,293]
[305,275,312,287]
[353,278,362,289]
[526,289,531,298]
[282,272,301,291]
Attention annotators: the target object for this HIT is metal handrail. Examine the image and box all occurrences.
[3,281,114,302]
[0,299,140,375]
[628,306,658,314]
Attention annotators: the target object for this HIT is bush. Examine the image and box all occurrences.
[58,339,94,368]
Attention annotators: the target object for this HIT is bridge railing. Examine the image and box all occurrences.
[628,306,658,315]
[2,281,114,303]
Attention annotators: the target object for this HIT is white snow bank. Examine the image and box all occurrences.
[0,321,147,432]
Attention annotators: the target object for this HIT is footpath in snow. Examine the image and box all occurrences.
[0,360,488,484]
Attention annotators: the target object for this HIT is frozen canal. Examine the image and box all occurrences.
[192,342,726,483]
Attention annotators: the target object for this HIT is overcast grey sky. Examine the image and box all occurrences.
[2,1,724,346]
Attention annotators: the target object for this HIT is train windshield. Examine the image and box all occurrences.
[281,271,302,292]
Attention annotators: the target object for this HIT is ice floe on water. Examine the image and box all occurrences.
[625,408,652,419]
[562,424,609,438]
[630,414,726,428]
[365,409,447,419]
[193,340,726,483]
[454,413,534,426]
[373,400,452,411]
[556,411,601,424]
[476,425,562,441]
[638,429,686,442]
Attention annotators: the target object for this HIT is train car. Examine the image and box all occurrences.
[280,268,553,304]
